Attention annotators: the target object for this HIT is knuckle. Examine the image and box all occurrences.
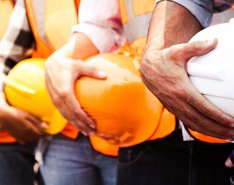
[72,107,82,117]
[173,87,187,99]
[223,129,234,138]
[220,116,234,127]
[75,122,85,131]
[89,68,98,76]
[52,97,61,106]
[87,66,98,76]
[142,52,152,64]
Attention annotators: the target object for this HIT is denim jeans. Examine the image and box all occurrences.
[0,143,35,185]
[39,134,117,185]
[117,130,234,185]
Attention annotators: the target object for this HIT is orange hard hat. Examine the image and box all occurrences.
[76,53,162,147]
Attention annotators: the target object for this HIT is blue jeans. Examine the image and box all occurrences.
[39,134,117,185]
[0,143,35,185]
[117,129,234,185]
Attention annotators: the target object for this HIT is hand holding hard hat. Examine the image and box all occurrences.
[187,19,234,141]
[141,28,234,140]
[45,56,107,135]
[4,58,67,135]
[4,53,162,147]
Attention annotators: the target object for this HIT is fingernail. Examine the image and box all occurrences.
[41,122,49,129]
[206,38,216,45]
[97,71,107,78]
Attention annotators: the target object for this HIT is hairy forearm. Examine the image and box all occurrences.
[146,1,202,50]
[54,32,99,59]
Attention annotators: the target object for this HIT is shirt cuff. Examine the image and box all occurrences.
[72,23,123,53]
[170,0,213,28]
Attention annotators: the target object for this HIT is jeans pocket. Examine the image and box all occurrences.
[118,143,150,166]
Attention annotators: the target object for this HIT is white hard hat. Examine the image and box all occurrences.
[187,19,234,117]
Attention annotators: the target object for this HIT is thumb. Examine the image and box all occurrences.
[79,62,107,79]
[168,38,218,62]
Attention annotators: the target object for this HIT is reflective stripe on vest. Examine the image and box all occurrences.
[121,0,153,44]
[25,0,78,58]
[0,0,14,40]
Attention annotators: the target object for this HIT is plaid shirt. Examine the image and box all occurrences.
[0,0,34,90]
[0,0,34,75]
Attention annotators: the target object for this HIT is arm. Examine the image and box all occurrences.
[45,0,124,135]
[45,33,105,135]
[0,0,46,144]
[141,0,234,140]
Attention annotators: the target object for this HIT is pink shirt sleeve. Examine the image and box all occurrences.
[72,0,125,53]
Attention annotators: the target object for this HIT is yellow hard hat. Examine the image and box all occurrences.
[4,58,67,134]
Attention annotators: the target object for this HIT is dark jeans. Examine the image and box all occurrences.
[0,143,35,185]
[117,130,234,185]
[231,176,234,185]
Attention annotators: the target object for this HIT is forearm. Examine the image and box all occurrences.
[54,32,99,60]
[146,1,202,50]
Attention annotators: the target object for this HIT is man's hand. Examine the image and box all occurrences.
[45,55,107,135]
[141,39,234,140]
[0,102,47,144]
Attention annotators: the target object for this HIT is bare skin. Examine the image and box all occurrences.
[140,1,234,140]
[0,92,47,144]
[45,33,107,135]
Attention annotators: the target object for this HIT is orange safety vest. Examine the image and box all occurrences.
[118,0,227,143]
[0,0,16,143]
[24,0,119,156]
